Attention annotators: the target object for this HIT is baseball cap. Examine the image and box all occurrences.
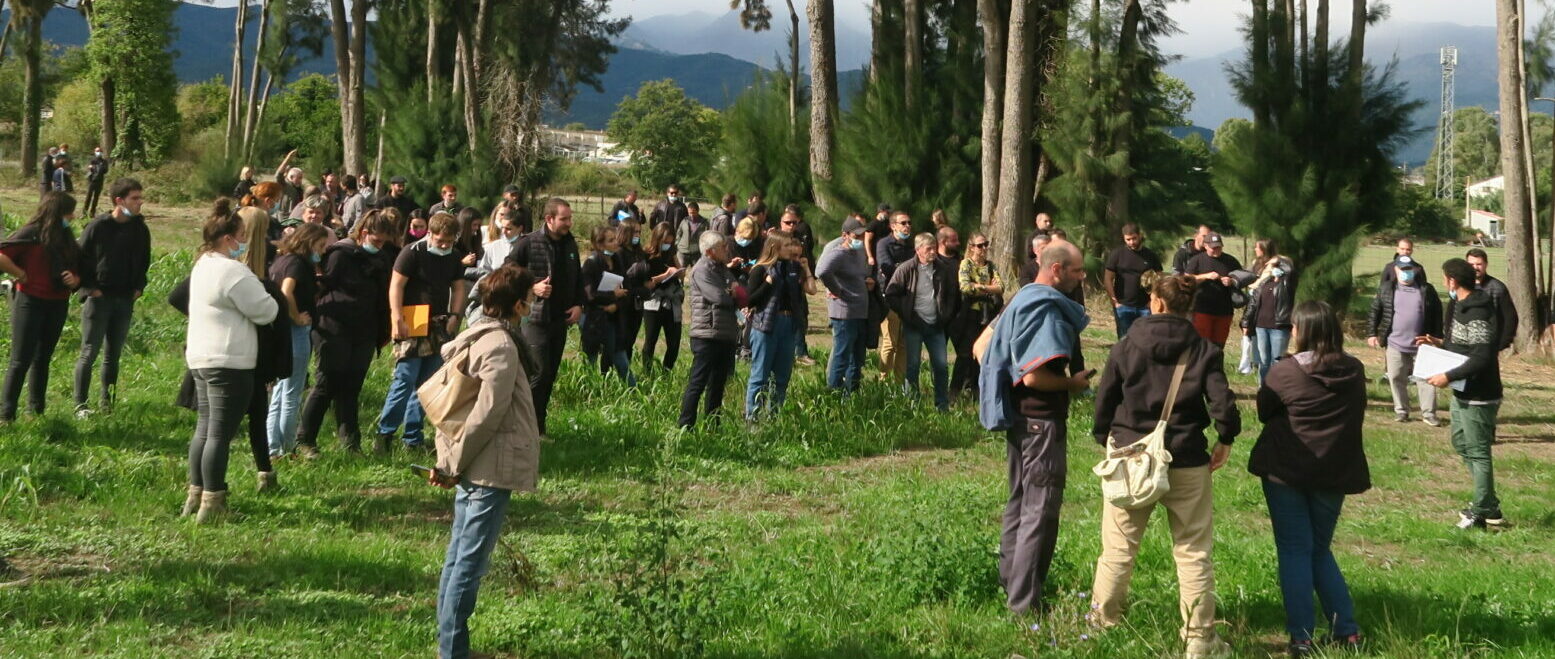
[842,218,866,235]
[876,202,892,213]
[1204,233,1224,246]
[389,175,408,185]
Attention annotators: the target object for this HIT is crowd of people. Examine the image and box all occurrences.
[0,164,1523,658]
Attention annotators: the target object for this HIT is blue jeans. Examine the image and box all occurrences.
[437,483,512,659]
[377,352,445,445]
[1255,327,1292,384]
[902,324,949,410]
[1114,305,1150,338]
[827,318,867,391]
[265,323,313,456]
[1262,479,1359,642]
[598,320,637,387]
[746,314,798,418]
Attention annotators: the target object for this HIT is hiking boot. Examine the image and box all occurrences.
[1394,412,1409,423]
[180,484,203,517]
[1287,639,1316,657]
[74,404,93,420]
[1422,415,1441,427]
[257,471,278,493]
[796,355,817,366]
[195,490,228,524]
[1185,635,1232,659]
[295,444,321,461]
[1456,509,1487,530]
[374,433,395,456]
[1484,511,1508,528]
[340,428,363,455]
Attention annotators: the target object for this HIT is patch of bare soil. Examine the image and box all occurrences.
[0,550,111,587]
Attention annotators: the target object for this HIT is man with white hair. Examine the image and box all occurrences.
[679,230,744,429]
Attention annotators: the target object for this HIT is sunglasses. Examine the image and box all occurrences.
[971,242,989,248]
[781,220,796,225]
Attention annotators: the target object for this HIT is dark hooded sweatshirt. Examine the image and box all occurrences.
[1092,313,1241,468]
[1443,289,1503,403]
[1250,351,1371,494]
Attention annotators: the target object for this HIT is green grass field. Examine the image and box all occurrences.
[2,197,1554,657]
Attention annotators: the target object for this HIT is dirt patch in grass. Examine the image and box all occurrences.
[0,550,111,586]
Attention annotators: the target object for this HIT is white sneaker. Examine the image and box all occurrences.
[74,405,93,420]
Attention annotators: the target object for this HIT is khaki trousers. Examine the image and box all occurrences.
[1090,466,1218,640]
[877,311,906,379]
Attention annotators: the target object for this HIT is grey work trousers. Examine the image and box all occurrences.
[74,295,136,408]
[188,368,255,493]
[1385,348,1437,420]
[999,416,1068,614]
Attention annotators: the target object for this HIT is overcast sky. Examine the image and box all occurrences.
[608,0,1511,59]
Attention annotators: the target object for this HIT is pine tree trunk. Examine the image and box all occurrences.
[869,0,883,81]
[1314,0,1328,106]
[225,0,247,159]
[992,0,1040,283]
[808,0,839,212]
[242,0,273,158]
[977,0,1007,228]
[99,75,116,155]
[18,14,40,177]
[329,0,366,174]
[245,71,278,163]
[0,23,11,67]
[785,0,800,126]
[1496,0,1540,351]
[1105,0,1143,242]
[456,14,479,152]
[1347,0,1364,91]
[904,0,922,104]
[426,0,440,103]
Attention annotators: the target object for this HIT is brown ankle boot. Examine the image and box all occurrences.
[180,485,203,517]
[257,471,278,493]
[195,490,228,524]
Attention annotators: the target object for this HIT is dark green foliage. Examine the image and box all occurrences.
[607,79,721,196]
[267,74,343,172]
[707,73,812,217]
[1385,183,1465,240]
[86,0,182,167]
[382,83,502,207]
[1215,10,1422,315]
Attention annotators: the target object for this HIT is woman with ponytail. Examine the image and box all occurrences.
[0,192,82,422]
[180,199,279,522]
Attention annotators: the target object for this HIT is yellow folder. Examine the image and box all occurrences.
[400,304,430,338]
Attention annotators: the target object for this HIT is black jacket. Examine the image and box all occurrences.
[1171,239,1199,275]
[314,238,392,346]
[1367,279,1443,340]
[506,229,585,324]
[610,200,643,225]
[1477,275,1518,351]
[1250,351,1371,494]
[1092,314,1241,468]
[376,192,421,221]
[883,256,961,331]
[650,199,689,231]
[1444,290,1504,402]
[77,212,152,297]
[1242,271,1297,330]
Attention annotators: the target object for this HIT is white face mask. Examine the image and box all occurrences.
[428,245,453,257]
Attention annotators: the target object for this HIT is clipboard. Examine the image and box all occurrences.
[399,304,430,338]
[598,271,624,294]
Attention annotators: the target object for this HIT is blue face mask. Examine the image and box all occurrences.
[228,241,248,259]
[602,249,615,256]
[362,242,380,255]
[1271,267,1285,278]
[660,243,673,252]
[428,245,453,257]
[894,230,909,240]
[61,218,71,231]
[848,238,862,250]
[736,237,752,247]
[1399,269,1416,285]
[631,236,641,245]
[505,233,521,244]
[310,252,322,264]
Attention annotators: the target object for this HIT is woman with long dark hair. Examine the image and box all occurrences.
[1242,239,1297,384]
[639,222,685,372]
[295,210,395,456]
[581,225,635,385]
[266,223,332,458]
[1250,301,1368,656]
[616,219,650,365]
[456,206,484,265]
[0,192,82,422]
[181,199,279,522]
[743,233,813,419]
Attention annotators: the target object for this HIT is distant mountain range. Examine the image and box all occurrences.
[11,4,1528,167]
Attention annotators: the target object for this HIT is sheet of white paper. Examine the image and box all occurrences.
[597,271,624,294]
[1413,344,1470,392]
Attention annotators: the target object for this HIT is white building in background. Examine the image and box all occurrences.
[540,126,631,165]
[1464,175,1505,241]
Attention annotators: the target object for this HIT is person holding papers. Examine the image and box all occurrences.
[1417,258,1505,530]
[376,212,467,454]
[582,225,635,385]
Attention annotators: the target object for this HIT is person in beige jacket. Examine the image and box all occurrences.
[429,263,540,659]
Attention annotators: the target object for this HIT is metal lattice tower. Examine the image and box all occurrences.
[1435,46,1458,199]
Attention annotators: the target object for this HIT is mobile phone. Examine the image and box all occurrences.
[410,464,438,479]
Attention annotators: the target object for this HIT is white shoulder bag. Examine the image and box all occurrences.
[1092,353,1188,510]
